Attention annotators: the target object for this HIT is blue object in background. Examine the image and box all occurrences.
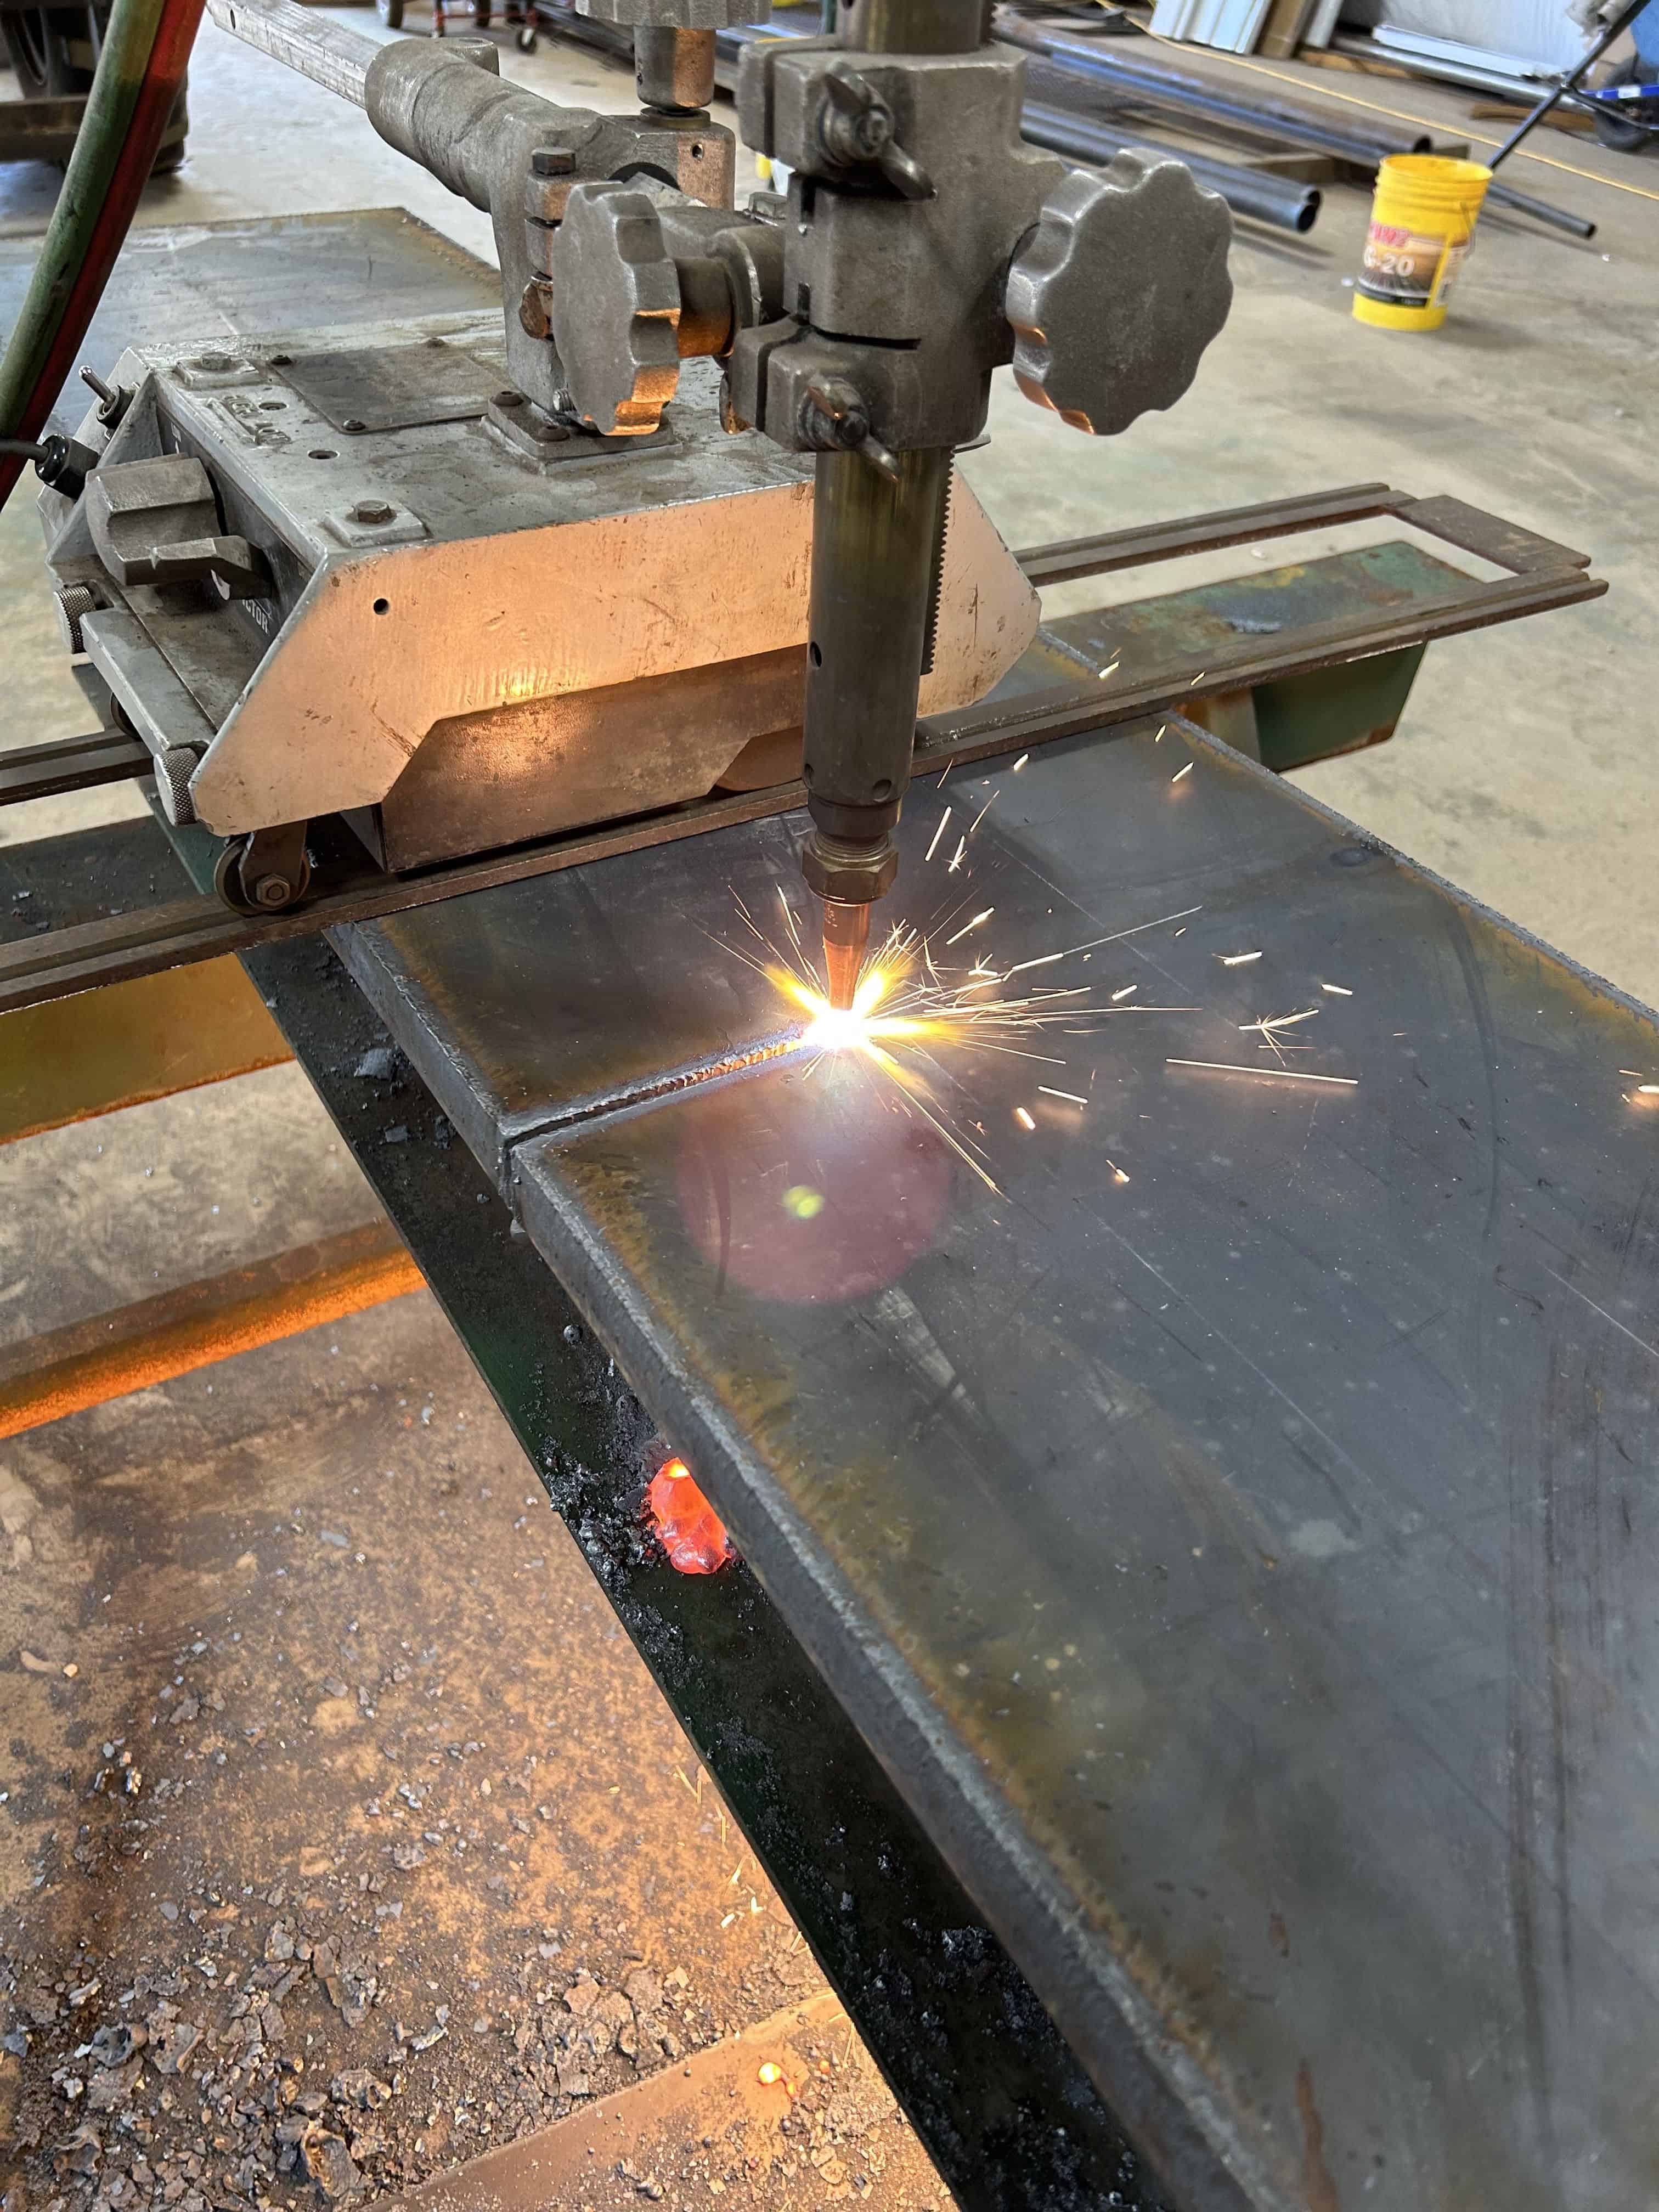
[1635,0,1659,72]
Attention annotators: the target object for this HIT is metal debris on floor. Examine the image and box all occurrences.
[0,1300,950,2210]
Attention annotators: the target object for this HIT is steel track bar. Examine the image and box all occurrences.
[1015,484,1398,588]
[0,562,1606,1015]
[0,726,151,803]
[914,566,1604,767]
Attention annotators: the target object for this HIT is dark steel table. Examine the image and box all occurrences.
[336,715,1659,2212]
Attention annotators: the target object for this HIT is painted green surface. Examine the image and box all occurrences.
[1020,539,1469,770]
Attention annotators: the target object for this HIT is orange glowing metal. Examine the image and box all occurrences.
[757,2063,783,2085]
[646,1458,732,1575]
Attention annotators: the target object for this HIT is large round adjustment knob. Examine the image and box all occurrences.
[550,182,682,436]
[1004,153,1233,437]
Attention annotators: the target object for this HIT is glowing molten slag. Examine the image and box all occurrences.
[646,1458,732,1575]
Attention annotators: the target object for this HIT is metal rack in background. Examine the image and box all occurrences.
[521,0,1595,241]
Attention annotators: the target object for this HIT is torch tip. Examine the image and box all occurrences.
[820,899,870,1012]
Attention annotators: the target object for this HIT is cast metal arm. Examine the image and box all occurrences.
[203,0,738,430]
[549,0,1233,1002]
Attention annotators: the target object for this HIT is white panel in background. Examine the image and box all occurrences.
[1338,1,1588,72]
[1149,0,1273,53]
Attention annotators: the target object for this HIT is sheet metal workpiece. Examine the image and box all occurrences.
[335,719,1659,2210]
[0,813,1161,2212]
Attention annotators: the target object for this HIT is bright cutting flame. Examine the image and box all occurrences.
[709,804,1212,1198]
[737,918,1102,1192]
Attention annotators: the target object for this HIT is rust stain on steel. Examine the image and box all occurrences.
[1296,2061,1341,2212]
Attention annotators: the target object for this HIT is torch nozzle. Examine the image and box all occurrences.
[820,898,871,1012]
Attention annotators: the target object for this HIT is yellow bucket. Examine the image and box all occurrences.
[1353,154,1493,332]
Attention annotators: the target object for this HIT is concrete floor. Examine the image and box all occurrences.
[2,15,1657,2210]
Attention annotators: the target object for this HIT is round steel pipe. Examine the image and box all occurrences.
[1020,100,1321,234]
[995,11,1434,166]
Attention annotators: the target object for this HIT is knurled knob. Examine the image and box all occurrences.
[1004,153,1233,437]
[550,183,683,436]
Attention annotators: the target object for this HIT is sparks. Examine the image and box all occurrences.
[1004,904,1203,977]
[1171,763,1193,785]
[1012,752,1029,771]
[943,909,994,946]
[1098,657,1121,682]
[925,807,953,863]
[718,891,1212,1200]
[1240,1006,1319,1066]
[947,836,967,873]
[729,916,1110,1193]
[1105,1160,1130,1184]
[1167,1058,1357,1088]
[1219,951,1262,967]
[1321,982,1353,997]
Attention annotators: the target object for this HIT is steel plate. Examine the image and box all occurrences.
[337,716,1659,2211]
[0,208,500,435]
[273,340,500,433]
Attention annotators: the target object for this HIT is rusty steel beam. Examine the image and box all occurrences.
[0,1218,422,1441]
[0,951,291,1146]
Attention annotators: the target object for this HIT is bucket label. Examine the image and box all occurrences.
[1358,220,1466,309]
